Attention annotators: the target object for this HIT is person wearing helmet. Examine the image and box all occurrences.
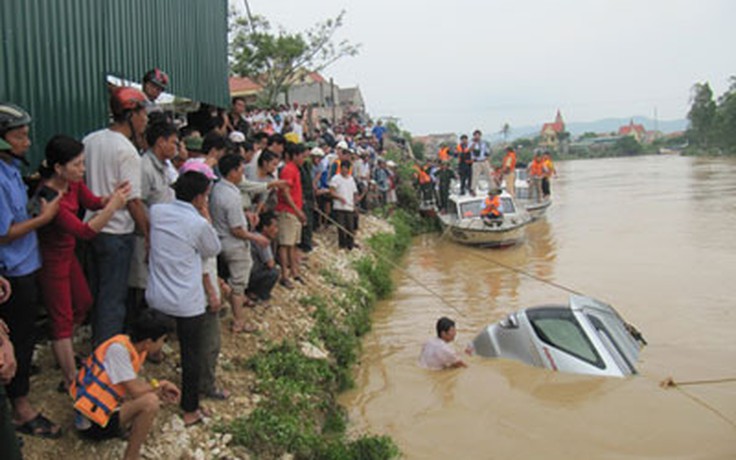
[0,102,63,440]
[83,87,149,346]
[142,68,169,104]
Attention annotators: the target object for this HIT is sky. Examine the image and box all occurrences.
[232,0,736,136]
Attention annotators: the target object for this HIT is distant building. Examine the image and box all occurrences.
[338,86,366,116]
[618,119,646,142]
[229,76,263,105]
[540,110,566,148]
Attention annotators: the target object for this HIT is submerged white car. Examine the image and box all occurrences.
[472,296,646,377]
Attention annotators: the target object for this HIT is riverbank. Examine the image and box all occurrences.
[22,211,412,459]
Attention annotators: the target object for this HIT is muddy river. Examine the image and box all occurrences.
[340,155,736,459]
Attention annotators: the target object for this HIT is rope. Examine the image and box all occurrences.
[660,377,736,388]
[313,206,467,317]
[672,386,736,430]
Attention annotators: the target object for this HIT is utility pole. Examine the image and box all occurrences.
[330,77,336,126]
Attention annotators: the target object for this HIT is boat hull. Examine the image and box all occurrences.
[439,216,527,247]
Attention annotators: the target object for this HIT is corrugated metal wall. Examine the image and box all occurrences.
[0,0,229,169]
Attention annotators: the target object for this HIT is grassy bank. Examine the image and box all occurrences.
[223,211,417,459]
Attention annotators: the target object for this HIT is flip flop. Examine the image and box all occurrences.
[279,279,295,290]
[231,321,258,334]
[15,413,62,439]
[204,388,231,400]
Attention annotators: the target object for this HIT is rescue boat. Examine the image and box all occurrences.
[510,168,552,221]
[438,189,532,247]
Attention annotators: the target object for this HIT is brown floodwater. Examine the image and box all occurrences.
[340,155,736,459]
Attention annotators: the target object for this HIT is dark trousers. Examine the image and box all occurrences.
[247,266,279,301]
[198,311,220,395]
[334,210,355,249]
[0,272,39,400]
[299,203,314,252]
[89,233,134,346]
[176,314,205,413]
[439,186,450,211]
[0,387,22,460]
[459,166,471,195]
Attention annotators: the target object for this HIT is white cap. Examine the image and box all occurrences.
[386,160,396,167]
[310,147,325,157]
[336,140,348,150]
[229,131,246,143]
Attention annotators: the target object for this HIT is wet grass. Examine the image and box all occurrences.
[225,214,418,459]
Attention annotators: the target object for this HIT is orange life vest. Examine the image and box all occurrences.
[503,151,517,171]
[69,335,147,427]
[438,147,450,162]
[331,159,353,177]
[529,159,545,177]
[413,165,432,184]
[481,195,502,217]
[455,144,472,164]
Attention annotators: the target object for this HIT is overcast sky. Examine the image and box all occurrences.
[234,0,735,136]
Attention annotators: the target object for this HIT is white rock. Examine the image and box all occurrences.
[299,341,329,360]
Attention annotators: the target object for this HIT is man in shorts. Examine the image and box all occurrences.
[275,143,307,289]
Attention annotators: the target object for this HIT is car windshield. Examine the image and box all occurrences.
[585,309,640,374]
[528,308,605,369]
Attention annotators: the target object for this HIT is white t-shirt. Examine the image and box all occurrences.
[84,129,142,234]
[104,342,137,384]
[329,174,358,212]
[418,337,461,370]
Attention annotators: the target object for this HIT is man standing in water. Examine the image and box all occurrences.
[419,317,467,370]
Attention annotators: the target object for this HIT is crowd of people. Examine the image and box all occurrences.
[0,67,405,459]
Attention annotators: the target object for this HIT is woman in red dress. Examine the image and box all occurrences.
[36,135,130,389]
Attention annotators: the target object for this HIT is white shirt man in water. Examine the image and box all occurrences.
[419,317,467,370]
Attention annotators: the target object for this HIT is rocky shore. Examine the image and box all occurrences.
[22,214,399,460]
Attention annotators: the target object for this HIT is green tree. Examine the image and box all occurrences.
[410,141,425,160]
[687,82,717,147]
[612,136,642,156]
[229,9,360,105]
[714,76,736,150]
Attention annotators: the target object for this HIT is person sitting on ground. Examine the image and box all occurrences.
[69,309,180,460]
[481,188,503,226]
[419,317,467,370]
[246,212,280,305]
[145,171,221,426]
[1,275,22,459]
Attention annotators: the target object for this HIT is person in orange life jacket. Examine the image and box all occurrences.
[502,147,518,197]
[437,144,450,162]
[413,161,434,203]
[70,310,179,460]
[328,141,352,178]
[454,134,472,195]
[528,152,546,203]
[541,150,556,198]
[481,188,503,226]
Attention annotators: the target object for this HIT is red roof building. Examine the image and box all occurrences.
[618,119,646,142]
[540,110,566,147]
[229,76,263,101]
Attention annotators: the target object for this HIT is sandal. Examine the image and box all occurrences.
[15,413,62,439]
[231,321,258,334]
[204,388,231,400]
[293,275,306,285]
[279,278,294,290]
